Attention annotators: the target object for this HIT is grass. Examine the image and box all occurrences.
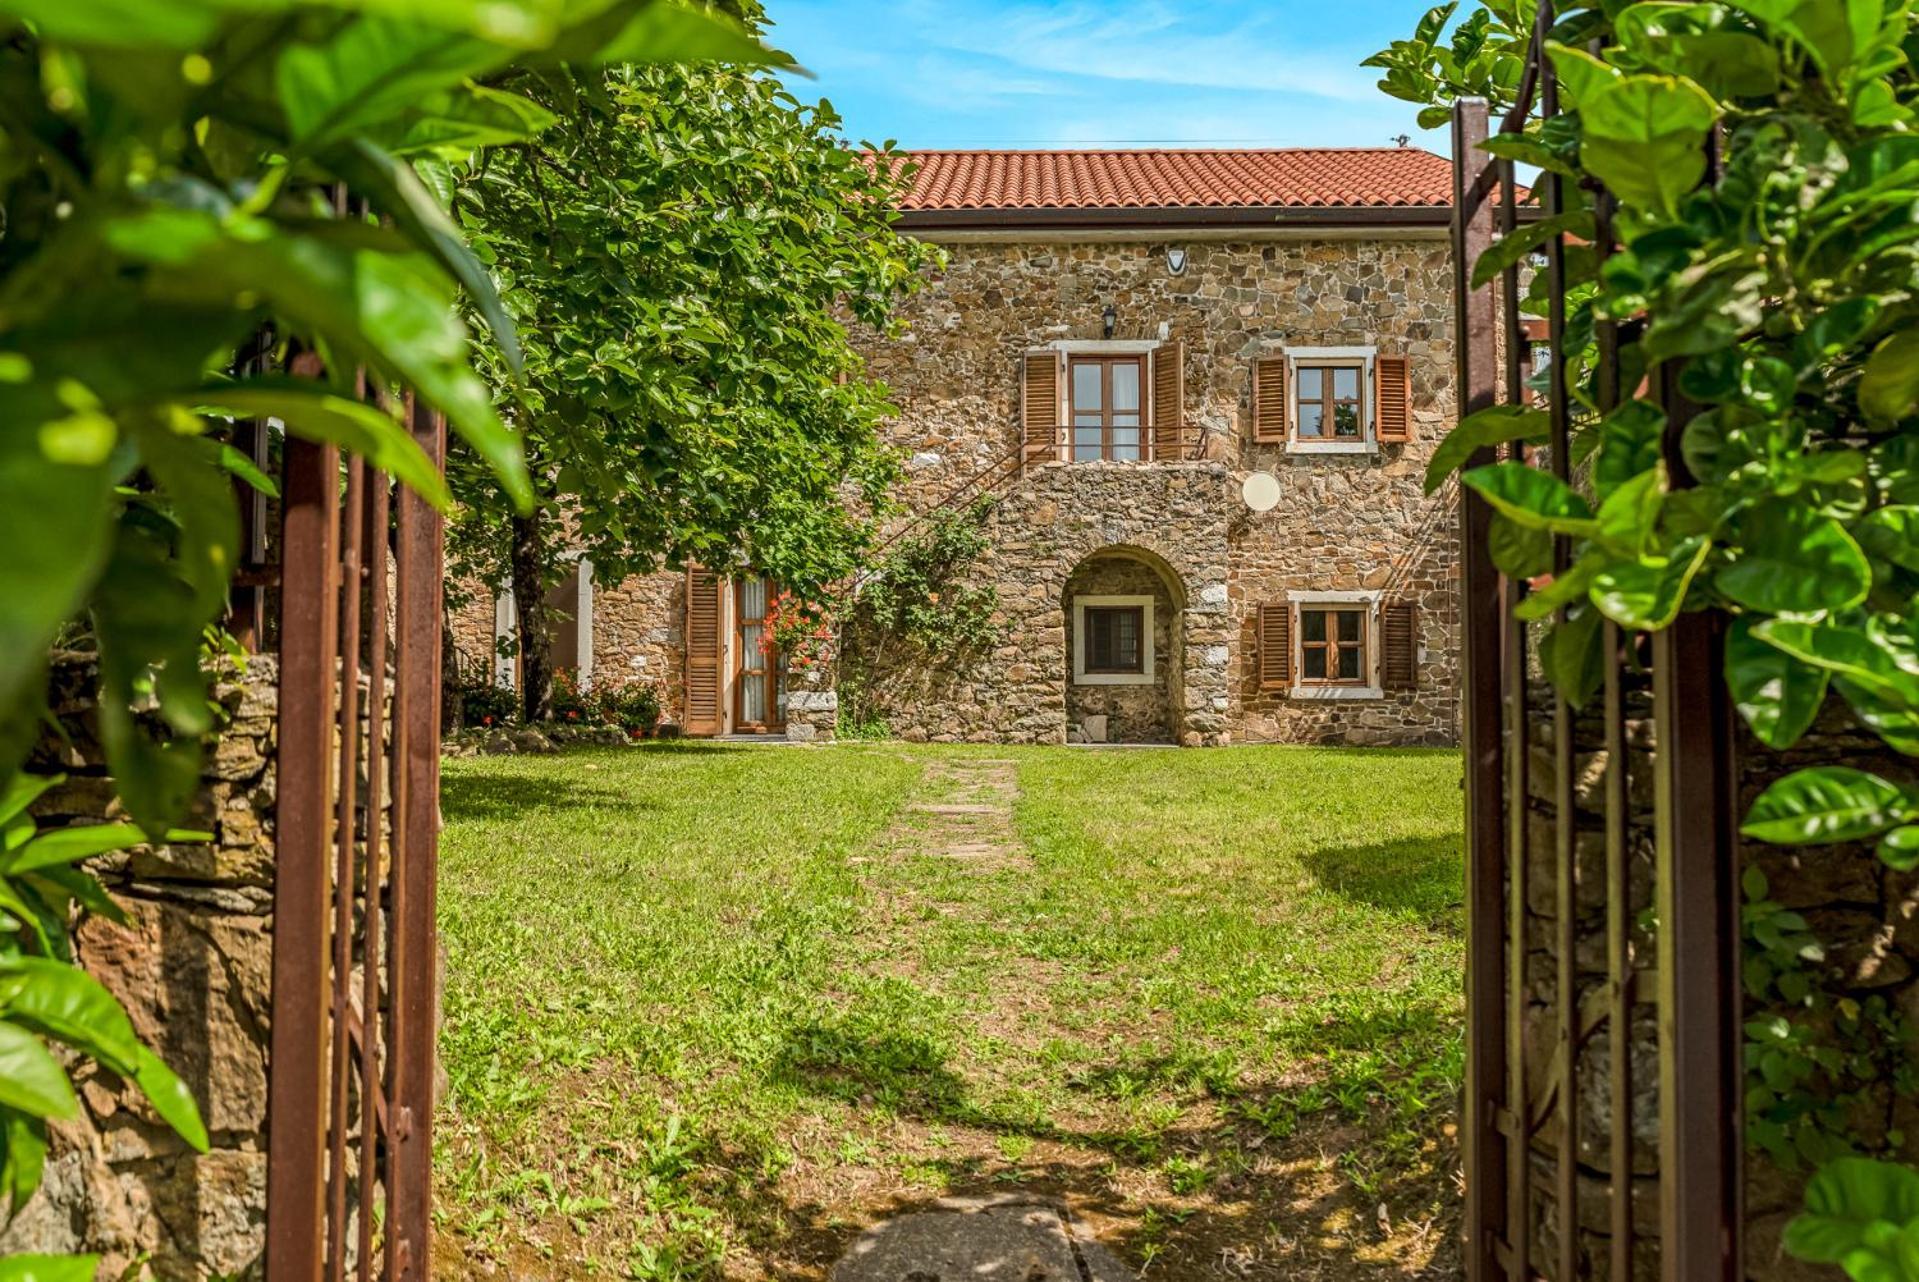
[435,742,1465,1280]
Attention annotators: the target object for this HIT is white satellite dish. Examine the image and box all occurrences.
[1241,471,1281,513]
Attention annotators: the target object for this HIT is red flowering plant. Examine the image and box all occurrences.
[764,589,834,671]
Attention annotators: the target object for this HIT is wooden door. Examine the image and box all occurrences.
[733,577,783,732]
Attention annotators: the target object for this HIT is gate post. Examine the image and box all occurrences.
[1452,97,1509,1282]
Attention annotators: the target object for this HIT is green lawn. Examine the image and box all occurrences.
[435,742,1465,1280]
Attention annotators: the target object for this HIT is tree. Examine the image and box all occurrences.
[445,56,935,720]
[0,0,776,1264]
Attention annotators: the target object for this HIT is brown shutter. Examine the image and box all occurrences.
[1151,340,1185,461]
[1256,603,1292,690]
[1381,600,1418,691]
[683,565,723,736]
[1252,356,1287,443]
[1021,351,1060,470]
[1375,354,1413,443]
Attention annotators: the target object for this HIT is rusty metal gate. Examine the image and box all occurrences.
[253,377,448,1281]
[1451,24,1744,1281]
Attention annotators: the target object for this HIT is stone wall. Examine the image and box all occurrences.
[848,233,1461,746]
[0,656,279,1277]
[440,232,1464,746]
[1512,689,1919,1280]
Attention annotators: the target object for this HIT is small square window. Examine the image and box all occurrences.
[1295,362,1365,441]
[1084,605,1145,674]
[1298,606,1367,684]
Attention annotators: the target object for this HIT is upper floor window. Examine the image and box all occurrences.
[1069,355,1144,462]
[1295,363,1365,442]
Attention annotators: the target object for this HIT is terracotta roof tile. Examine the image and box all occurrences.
[890,148,1455,212]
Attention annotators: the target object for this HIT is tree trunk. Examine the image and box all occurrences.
[509,509,553,723]
[440,605,462,734]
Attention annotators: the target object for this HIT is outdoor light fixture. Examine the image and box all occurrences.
[1102,305,1117,339]
[1166,246,1188,276]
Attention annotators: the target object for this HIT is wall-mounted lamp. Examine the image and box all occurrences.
[1166,246,1188,276]
[1102,305,1117,340]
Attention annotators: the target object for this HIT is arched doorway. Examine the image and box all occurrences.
[1060,546,1187,744]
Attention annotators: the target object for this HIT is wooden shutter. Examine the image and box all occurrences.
[1021,351,1061,470]
[1151,340,1185,461]
[683,565,723,736]
[1381,600,1418,691]
[1256,603,1292,690]
[1252,356,1287,443]
[1375,354,1413,443]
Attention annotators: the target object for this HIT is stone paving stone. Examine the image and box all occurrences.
[831,1198,1133,1282]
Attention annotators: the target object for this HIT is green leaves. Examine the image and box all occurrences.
[1590,535,1710,629]
[190,381,451,509]
[1425,405,1549,494]
[1728,616,1829,748]
[0,1256,103,1282]
[0,1022,76,1120]
[1860,331,1919,426]
[1550,44,1720,218]
[1461,461,1596,532]
[1743,767,1913,845]
[1785,1158,1919,1277]
[1716,500,1871,613]
[277,19,505,151]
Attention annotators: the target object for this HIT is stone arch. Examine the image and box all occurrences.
[1059,545,1188,744]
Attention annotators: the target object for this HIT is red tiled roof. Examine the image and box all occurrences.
[892,148,1454,213]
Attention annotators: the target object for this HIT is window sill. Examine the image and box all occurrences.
[1285,440,1376,456]
[1289,684,1385,701]
[1074,672,1155,686]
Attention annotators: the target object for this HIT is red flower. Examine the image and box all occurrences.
[482,715,493,726]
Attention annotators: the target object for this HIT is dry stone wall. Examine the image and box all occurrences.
[0,655,279,1277]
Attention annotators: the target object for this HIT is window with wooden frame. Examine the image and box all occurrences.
[1068,355,1144,462]
[1083,605,1145,675]
[1298,605,1369,685]
[1294,361,1366,443]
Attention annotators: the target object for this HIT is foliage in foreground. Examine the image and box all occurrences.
[0,0,773,837]
[0,774,210,1265]
[445,50,935,721]
[1372,0,1919,1267]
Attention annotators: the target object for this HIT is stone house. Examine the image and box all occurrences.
[451,147,1466,747]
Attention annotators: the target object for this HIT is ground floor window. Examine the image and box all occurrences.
[1299,605,1367,684]
[1072,594,1156,685]
[1083,605,1145,675]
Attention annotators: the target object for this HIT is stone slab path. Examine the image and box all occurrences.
[831,1197,1133,1282]
[893,758,1024,869]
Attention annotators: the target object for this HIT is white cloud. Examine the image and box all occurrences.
[929,1,1382,105]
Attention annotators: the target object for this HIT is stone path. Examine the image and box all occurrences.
[894,758,1024,869]
[831,1196,1133,1282]
[836,764,1140,1279]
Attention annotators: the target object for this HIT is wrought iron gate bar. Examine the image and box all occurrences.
[1454,23,1744,1275]
[267,366,444,1281]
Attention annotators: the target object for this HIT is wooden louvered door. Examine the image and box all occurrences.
[683,566,724,737]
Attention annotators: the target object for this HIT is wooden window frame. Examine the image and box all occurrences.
[1292,359,1368,444]
[1083,605,1146,676]
[1072,594,1155,685]
[1068,354,1147,463]
[1297,605,1369,687]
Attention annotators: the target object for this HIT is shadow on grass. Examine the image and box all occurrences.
[439,773,643,823]
[1298,833,1464,916]
[743,1009,1461,1280]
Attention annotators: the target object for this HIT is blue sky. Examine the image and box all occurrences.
[766,0,1446,153]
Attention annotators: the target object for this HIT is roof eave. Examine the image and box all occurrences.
[891,204,1459,233]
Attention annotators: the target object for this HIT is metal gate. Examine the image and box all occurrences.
[1451,31,1744,1281]
[260,383,448,1281]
